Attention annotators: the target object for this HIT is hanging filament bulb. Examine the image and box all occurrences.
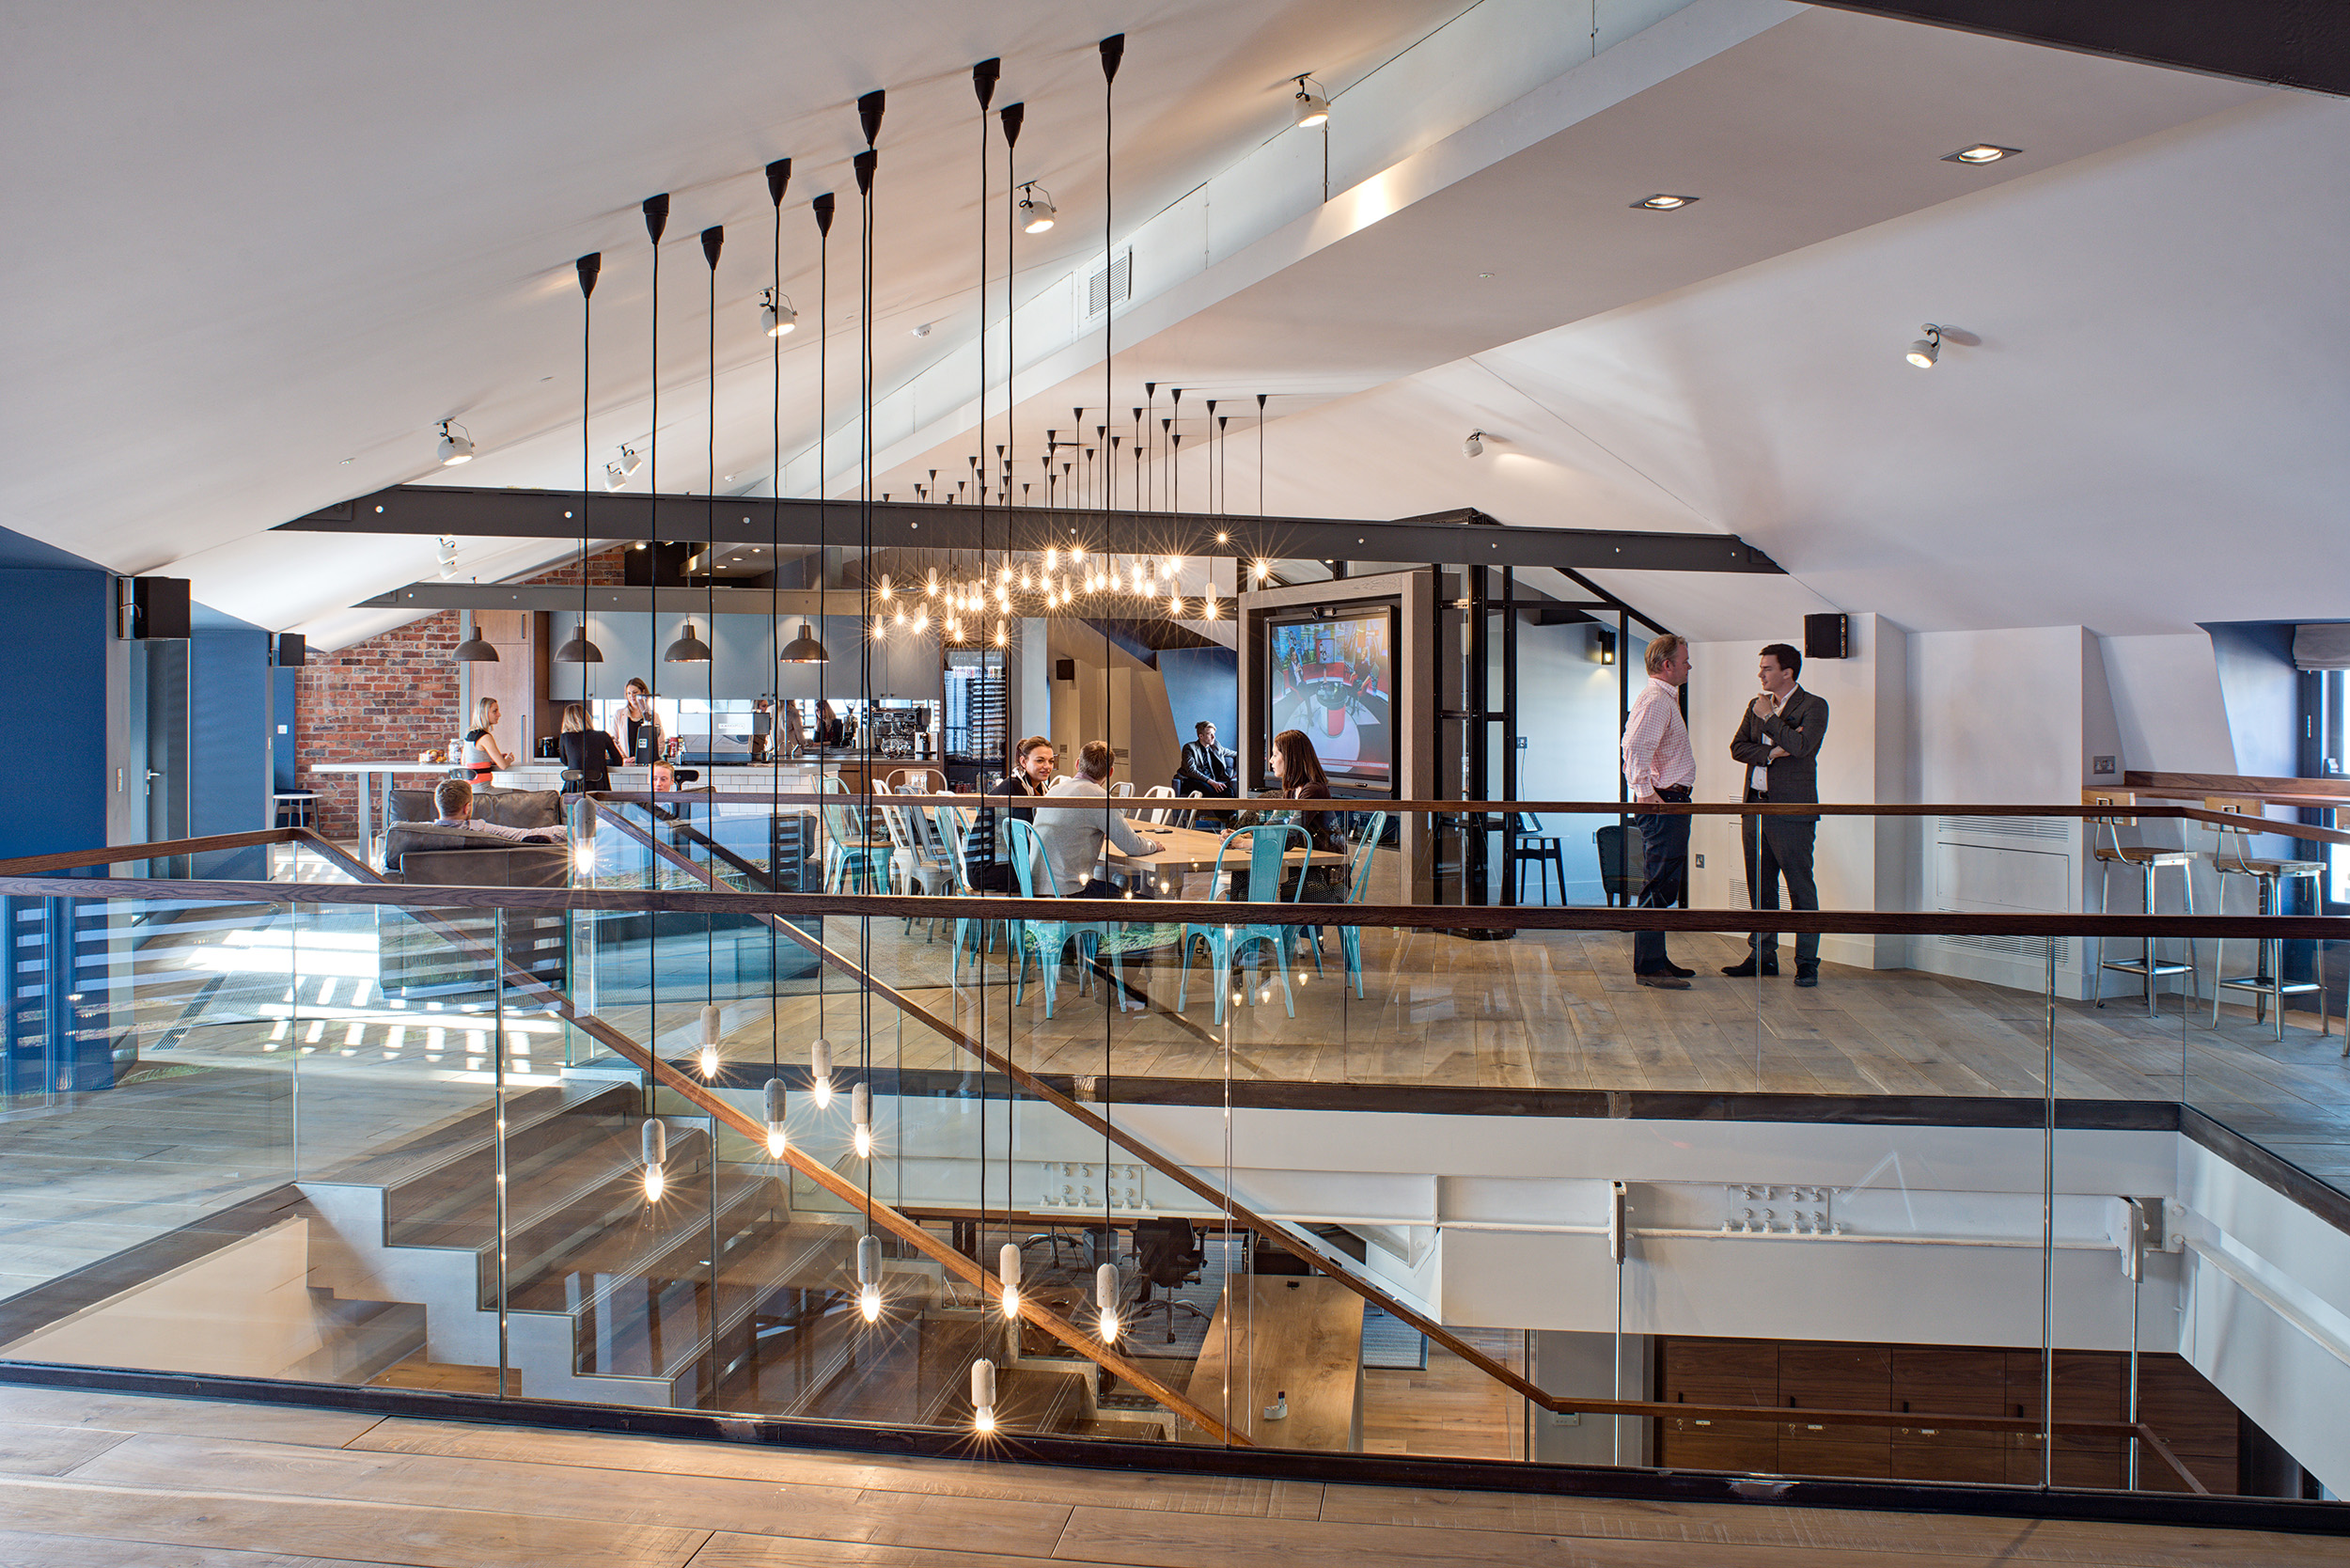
[1096,1262,1121,1343]
[1165,556,1180,579]
[698,1003,722,1078]
[857,1233,883,1323]
[925,569,940,598]
[998,1242,1024,1318]
[640,1118,667,1202]
[995,583,1010,607]
[1070,542,1087,563]
[993,621,1008,647]
[1253,558,1273,583]
[1168,592,1184,618]
[1044,546,1059,571]
[877,573,894,602]
[1201,588,1220,620]
[872,617,887,641]
[809,1038,834,1107]
[894,604,907,626]
[998,564,1013,584]
[852,1082,873,1159]
[572,839,597,875]
[763,1078,788,1159]
[913,608,929,633]
[1021,568,1035,591]
[971,1357,998,1434]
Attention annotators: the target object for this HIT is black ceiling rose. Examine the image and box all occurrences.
[764,157,791,207]
[972,56,1000,110]
[575,252,599,299]
[812,191,835,237]
[642,192,669,243]
[701,225,723,268]
[857,87,885,147]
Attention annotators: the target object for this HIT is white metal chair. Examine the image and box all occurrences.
[2205,796,2329,1041]
[1139,785,1176,825]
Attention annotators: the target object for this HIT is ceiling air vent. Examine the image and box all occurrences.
[1085,248,1132,321]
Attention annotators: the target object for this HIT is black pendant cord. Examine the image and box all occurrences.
[852,92,882,1235]
[768,159,789,1082]
[703,224,723,1018]
[643,193,668,1070]
[575,251,600,696]
[1002,99,1023,663]
[1098,29,1124,1308]
[972,55,997,1275]
[812,190,835,1063]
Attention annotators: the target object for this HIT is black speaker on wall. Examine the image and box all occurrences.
[131,576,191,639]
[1803,612,1849,661]
[275,633,307,667]
[1054,658,1076,682]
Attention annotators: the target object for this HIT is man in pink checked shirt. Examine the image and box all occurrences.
[1620,635,1696,989]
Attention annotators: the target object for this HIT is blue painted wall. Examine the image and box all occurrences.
[0,565,110,864]
[191,618,271,878]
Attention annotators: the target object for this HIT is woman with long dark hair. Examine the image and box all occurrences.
[1231,729,1345,904]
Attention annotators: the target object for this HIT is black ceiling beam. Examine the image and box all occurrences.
[280,484,1783,575]
[1813,2,2350,97]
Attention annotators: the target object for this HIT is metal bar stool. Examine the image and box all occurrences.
[2205,796,2328,1041]
[2084,791,2199,1017]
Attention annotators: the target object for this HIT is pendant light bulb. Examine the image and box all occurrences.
[640,1117,667,1202]
[856,1233,883,1323]
[760,288,798,337]
[763,1078,788,1158]
[809,1038,833,1106]
[436,419,475,465]
[971,1357,998,1432]
[926,570,939,598]
[1095,1262,1121,1343]
[1292,77,1329,130]
[994,621,1008,647]
[852,1082,873,1158]
[998,1243,1023,1317]
[1017,182,1057,233]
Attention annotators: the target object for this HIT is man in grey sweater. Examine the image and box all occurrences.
[1031,741,1159,897]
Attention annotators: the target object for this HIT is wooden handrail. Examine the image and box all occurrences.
[258,823,1246,1444]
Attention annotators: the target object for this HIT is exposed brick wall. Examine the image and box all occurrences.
[296,547,629,840]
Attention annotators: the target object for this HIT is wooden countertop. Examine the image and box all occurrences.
[1176,1276,1363,1451]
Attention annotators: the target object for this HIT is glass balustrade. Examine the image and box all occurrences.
[1,816,2343,1511]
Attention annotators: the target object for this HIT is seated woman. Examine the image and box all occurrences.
[963,735,1055,892]
[556,703,626,794]
[1230,728,1345,903]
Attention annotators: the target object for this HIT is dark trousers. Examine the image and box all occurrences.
[1632,789,1691,974]
[1740,790,1820,969]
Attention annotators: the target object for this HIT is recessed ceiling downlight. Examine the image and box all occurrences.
[1632,195,1696,211]
[1943,144,2020,165]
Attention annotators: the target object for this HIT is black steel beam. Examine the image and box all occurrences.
[279,484,1783,575]
[1814,1,2350,97]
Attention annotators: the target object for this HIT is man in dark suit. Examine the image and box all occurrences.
[1724,642,1829,986]
[1173,721,1235,806]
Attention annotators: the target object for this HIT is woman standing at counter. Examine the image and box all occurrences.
[463,697,516,783]
[557,704,626,794]
[617,678,665,765]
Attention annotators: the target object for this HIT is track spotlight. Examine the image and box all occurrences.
[1906,324,1942,369]
[1018,183,1057,233]
[760,288,798,337]
[1292,76,1329,130]
[763,1078,788,1159]
[435,420,474,465]
[1462,431,1484,459]
[857,1233,883,1323]
[619,444,643,477]
[603,463,627,492]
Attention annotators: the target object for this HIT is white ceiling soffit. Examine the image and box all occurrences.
[1261,89,2350,641]
[0,0,1465,631]
[869,2,2262,500]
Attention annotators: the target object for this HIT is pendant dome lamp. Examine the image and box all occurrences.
[554,252,605,665]
[452,619,500,663]
[666,222,723,665]
[782,190,837,666]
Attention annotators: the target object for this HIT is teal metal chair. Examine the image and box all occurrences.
[1001,820,1176,1018]
[1177,824,1310,1026]
[942,805,1013,986]
[818,775,890,894]
[1336,810,1387,998]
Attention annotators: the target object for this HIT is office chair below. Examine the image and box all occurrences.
[1132,1216,1211,1341]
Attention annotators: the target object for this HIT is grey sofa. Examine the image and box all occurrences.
[377,786,571,996]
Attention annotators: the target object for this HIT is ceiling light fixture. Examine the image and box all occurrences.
[1906,323,1942,369]
[1292,75,1328,130]
[555,252,604,665]
[1018,182,1056,233]
[1462,431,1484,459]
[603,462,627,492]
[760,287,798,337]
[1943,143,2019,165]
[435,420,474,465]
[664,619,713,662]
[1632,194,1696,211]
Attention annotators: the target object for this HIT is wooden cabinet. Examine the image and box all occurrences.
[1656,1340,2239,1493]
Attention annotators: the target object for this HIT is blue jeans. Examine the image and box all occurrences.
[1633,794,1690,974]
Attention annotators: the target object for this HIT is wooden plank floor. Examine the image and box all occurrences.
[0,1384,2333,1567]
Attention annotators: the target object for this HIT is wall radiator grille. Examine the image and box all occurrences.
[1939,815,2071,841]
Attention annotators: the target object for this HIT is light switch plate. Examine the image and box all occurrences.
[1693,853,1705,869]
[2092,756,2116,775]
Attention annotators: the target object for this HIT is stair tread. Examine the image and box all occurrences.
[387,1125,709,1253]
[505,1169,791,1310]
[586,1217,859,1384]
[309,1080,634,1191]
[794,1315,990,1427]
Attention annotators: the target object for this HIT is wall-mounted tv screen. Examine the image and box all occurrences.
[1266,605,1395,792]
